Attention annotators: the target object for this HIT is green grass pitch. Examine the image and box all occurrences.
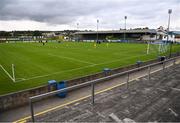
[0,42,179,95]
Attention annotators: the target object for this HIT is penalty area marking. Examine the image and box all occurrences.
[48,53,95,65]
[0,64,15,82]
[15,54,153,83]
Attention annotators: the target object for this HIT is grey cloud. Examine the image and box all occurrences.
[0,0,112,24]
[0,0,179,30]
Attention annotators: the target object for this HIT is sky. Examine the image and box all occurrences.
[0,0,179,31]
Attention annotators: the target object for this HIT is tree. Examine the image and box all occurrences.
[33,31,42,36]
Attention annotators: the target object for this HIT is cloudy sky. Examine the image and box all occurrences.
[0,0,179,31]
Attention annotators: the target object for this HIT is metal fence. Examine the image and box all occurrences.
[29,56,180,122]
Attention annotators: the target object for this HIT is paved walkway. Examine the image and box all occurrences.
[0,59,179,122]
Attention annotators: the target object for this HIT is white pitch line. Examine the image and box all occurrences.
[16,55,180,83]
[0,65,15,82]
[16,78,26,81]
[48,53,95,65]
[15,64,96,82]
[15,54,155,82]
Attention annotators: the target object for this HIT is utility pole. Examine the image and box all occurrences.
[124,16,127,42]
[167,9,172,57]
[77,23,79,30]
[77,23,79,42]
[96,19,99,43]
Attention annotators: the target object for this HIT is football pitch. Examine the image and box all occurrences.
[0,42,179,95]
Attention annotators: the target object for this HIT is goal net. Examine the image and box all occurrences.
[147,41,170,55]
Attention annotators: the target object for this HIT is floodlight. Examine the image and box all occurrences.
[125,16,127,20]
[168,9,172,14]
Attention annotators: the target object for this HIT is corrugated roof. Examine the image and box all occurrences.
[172,31,180,35]
[75,29,157,34]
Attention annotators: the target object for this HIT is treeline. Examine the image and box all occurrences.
[0,31,43,37]
[0,30,79,38]
[0,31,11,37]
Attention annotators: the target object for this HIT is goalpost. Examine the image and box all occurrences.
[158,43,169,53]
[146,43,150,54]
[146,41,170,55]
[0,64,16,82]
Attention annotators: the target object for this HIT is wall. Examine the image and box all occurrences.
[142,35,156,41]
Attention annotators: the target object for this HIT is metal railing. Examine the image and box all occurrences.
[29,56,180,122]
